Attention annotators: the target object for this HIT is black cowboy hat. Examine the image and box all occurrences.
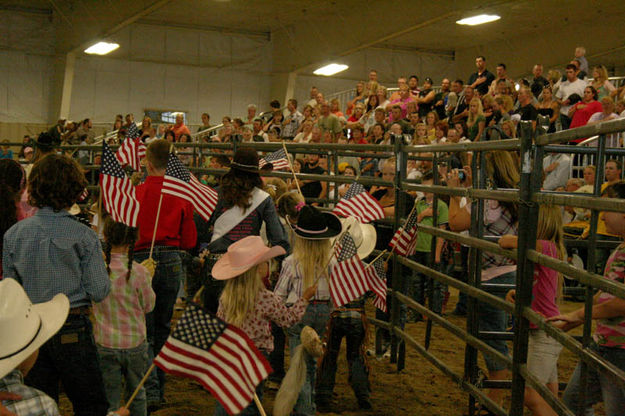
[291,205,342,239]
[34,132,59,150]
[229,147,265,173]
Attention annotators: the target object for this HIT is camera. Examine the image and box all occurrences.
[458,169,466,181]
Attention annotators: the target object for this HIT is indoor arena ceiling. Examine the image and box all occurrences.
[2,0,625,70]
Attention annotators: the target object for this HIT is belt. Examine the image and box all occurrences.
[310,299,330,304]
[135,246,180,255]
[69,306,91,315]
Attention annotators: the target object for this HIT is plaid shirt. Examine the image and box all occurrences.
[2,207,110,307]
[0,370,60,416]
[274,255,335,304]
[93,253,155,349]
[482,200,517,270]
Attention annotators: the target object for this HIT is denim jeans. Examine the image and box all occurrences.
[134,248,184,402]
[98,342,149,416]
[410,251,445,314]
[317,315,369,403]
[562,342,625,416]
[213,351,269,416]
[25,314,108,416]
[452,246,470,314]
[287,302,331,416]
[478,271,515,372]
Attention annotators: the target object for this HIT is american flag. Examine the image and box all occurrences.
[162,152,218,221]
[154,303,272,416]
[366,257,388,312]
[329,233,370,308]
[115,137,146,171]
[126,122,140,139]
[332,183,384,224]
[259,148,289,171]
[99,142,140,227]
[389,208,419,256]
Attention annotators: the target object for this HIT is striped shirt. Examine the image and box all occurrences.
[93,253,156,349]
[0,370,60,416]
[274,254,335,304]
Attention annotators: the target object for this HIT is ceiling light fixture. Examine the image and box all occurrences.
[84,41,120,55]
[313,63,349,76]
[456,14,501,26]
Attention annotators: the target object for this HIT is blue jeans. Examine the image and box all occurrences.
[25,314,108,416]
[134,248,184,402]
[410,251,445,314]
[562,343,625,416]
[98,342,149,416]
[287,302,331,416]
[478,271,515,372]
[317,315,369,403]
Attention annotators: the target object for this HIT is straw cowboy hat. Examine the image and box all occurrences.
[290,205,342,240]
[211,235,286,280]
[0,279,69,379]
[339,216,377,260]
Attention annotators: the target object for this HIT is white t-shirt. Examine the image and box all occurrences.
[555,78,587,115]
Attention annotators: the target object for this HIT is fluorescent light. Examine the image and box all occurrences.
[84,42,120,55]
[314,63,349,76]
[456,14,501,26]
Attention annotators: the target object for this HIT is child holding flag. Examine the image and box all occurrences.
[210,235,317,415]
[133,139,197,409]
[274,205,342,415]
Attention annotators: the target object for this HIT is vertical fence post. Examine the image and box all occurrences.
[425,151,440,350]
[509,121,540,415]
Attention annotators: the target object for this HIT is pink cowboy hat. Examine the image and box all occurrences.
[211,236,286,280]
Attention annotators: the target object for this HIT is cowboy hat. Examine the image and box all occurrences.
[291,205,342,240]
[211,236,286,280]
[0,279,69,379]
[229,147,263,173]
[339,216,377,260]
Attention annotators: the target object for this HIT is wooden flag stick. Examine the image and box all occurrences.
[253,393,267,416]
[364,250,387,270]
[97,189,103,235]
[148,193,164,260]
[282,141,302,196]
[125,363,156,409]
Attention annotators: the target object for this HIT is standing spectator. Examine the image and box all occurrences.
[530,64,550,98]
[0,141,13,160]
[2,154,111,415]
[300,153,327,203]
[488,63,513,96]
[452,86,475,124]
[283,99,304,140]
[306,87,319,108]
[434,78,451,120]
[317,101,342,141]
[591,66,616,100]
[377,86,391,111]
[587,97,620,149]
[569,86,602,133]
[408,75,420,97]
[345,82,366,116]
[245,104,257,125]
[468,56,496,97]
[555,64,587,130]
[574,46,589,74]
[417,77,436,119]
[446,79,463,118]
[594,160,623,275]
[198,112,212,132]
[75,118,95,142]
[171,113,190,141]
[466,98,486,141]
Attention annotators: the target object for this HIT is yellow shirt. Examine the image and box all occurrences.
[598,182,618,237]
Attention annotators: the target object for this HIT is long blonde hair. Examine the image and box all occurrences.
[220,265,264,327]
[467,97,484,125]
[536,205,566,303]
[293,236,331,291]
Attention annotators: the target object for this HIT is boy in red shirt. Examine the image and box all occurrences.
[133,139,197,408]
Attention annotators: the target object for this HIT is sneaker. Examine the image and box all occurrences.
[357,397,372,409]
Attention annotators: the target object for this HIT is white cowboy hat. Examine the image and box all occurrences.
[0,279,69,379]
[339,216,377,260]
[211,236,286,280]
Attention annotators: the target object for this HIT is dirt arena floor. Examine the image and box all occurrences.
[58,289,604,415]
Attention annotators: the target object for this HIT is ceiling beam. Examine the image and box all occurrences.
[370,45,455,59]
[0,4,52,15]
[136,18,270,40]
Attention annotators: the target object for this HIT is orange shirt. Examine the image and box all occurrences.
[172,124,191,140]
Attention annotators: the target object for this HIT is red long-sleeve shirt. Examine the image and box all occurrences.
[135,176,197,251]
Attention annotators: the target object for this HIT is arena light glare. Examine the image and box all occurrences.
[84,41,120,55]
[456,14,501,26]
[313,64,349,76]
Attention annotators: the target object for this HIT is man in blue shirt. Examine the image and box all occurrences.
[3,154,110,416]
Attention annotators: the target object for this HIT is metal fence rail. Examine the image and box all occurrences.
[7,117,625,415]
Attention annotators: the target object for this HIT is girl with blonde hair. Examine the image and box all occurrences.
[274,205,342,415]
[499,204,566,415]
[592,65,616,100]
[212,236,316,416]
[467,97,486,141]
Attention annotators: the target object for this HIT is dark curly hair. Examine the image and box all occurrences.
[103,216,138,281]
[28,154,88,211]
[220,148,263,209]
[1,160,26,274]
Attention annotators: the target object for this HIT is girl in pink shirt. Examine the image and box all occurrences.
[499,205,565,416]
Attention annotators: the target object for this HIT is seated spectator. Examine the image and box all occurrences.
[171,113,191,141]
[412,123,429,145]
[408,75,420,97]
[433,121,448,144]
[282,99,304,140]
[360,94,380,133]
[263,111,284,137]
[300,153,327,204]
[388,105,412,134]
[569,86,602,134]
[347,103,365,124]
[542,150,571,191]
[386,84,416,119]
[616,99,625,117]
[588,97,620,147]
[244,104,257,125]
[350,125,367,144]
[514,87,538,131]
[530,64,550,98]
[501,120,517,138]
[0,140,13,160]
[329,98,343,118]
[446,79,463,117]
[434,78,451,119]
[388,77,408,102]
[294,120,314,143]
[252,118,268,142]
[377,86,391,111]
[346,81,366,115]
[425,111,439,141]
[369,123,386,145]
[451,85,475,124]
[317,101,342,141]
